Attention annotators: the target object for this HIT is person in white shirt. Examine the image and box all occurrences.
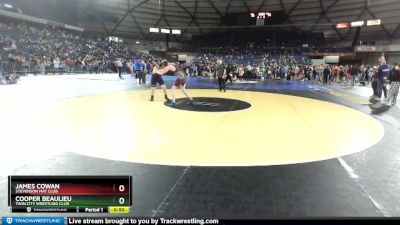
[115,59,123,79]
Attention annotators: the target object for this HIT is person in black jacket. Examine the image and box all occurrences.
[384,63,400,106]
[225,64,234,83]
[323,66,330,84]
[348,65,359,87]
[370,67,388,102]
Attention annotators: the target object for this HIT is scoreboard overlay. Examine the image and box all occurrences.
[8,176,132,213]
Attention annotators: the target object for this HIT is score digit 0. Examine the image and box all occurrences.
[118,185,125,192]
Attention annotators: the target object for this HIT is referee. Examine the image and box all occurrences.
[216,59,226,92]
[134,58,146,84]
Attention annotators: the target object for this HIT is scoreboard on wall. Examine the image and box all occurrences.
[250,12,272,26]
[8,176,132,213]
[223,11,287,27]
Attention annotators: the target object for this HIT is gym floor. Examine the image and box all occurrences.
[0,74,399,217]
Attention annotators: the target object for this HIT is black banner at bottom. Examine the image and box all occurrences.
[66,218,400,225]
[11,207,109,213]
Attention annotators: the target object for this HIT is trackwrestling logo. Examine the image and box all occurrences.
[2,217,64,225]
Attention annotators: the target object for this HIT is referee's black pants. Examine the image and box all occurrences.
[218,77,225,91]
[136,71,146,84]
[225,75,233,83]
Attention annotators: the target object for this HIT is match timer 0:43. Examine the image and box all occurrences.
[8,176,132,213]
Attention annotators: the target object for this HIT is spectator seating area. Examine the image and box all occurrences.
[192,47,311,67]
[0,19,158,76]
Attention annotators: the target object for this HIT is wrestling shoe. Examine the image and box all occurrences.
[167,102,176,107]
[369,97,379,103]
[150,96,154,101]
[371,102,384,109]
[165,96,172,103]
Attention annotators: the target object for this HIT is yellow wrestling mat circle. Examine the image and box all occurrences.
[0,89,384,166]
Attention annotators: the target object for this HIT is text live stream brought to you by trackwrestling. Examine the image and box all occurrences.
[1,217,221,225]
